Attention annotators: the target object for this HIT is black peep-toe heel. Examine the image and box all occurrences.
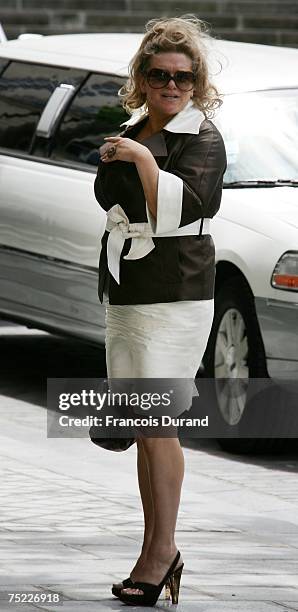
[112,576,171,599]
[112,577,133,598]
[118,550,183,606]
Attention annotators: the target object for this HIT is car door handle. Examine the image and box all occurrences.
[36,83,75,139]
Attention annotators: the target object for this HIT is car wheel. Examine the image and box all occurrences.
[203,276,286,454]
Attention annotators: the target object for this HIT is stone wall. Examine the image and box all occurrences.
[0,0,298,47]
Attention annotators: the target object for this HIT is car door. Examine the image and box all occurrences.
[0,60,86,329]
[30,71,129,337]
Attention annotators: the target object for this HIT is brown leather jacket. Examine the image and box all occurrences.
[94,101,227,305]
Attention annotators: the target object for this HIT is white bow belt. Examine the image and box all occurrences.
[106,204,211,284]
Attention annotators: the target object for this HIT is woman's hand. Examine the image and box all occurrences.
[100,136,149,164]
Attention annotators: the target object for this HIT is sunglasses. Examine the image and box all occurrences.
[145,68,196,92]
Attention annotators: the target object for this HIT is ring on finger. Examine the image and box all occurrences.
[107,145,117,159]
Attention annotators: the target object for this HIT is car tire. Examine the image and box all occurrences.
[202,276,287,454]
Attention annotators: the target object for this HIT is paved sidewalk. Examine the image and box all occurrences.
[1,397,298,611]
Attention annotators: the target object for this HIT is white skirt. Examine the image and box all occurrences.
[104,299,214,416]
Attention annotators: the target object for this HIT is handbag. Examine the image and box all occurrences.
[89,428,136,452]
[88,378,136,452]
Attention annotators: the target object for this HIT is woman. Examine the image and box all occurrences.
[94,15,227,606]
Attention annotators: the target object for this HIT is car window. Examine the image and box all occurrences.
[49,72,129,167]
[0,61,86,154]
[214,89,298,182]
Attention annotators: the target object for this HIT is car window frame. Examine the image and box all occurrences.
[0,57,90,163]
[47,70,128,170]
[0,58,127,173]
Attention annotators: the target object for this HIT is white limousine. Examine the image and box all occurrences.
[0,32,297,452]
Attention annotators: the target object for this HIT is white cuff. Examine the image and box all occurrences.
[146,169,183,235]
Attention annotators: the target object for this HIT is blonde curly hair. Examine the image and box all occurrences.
[119,15,223,119]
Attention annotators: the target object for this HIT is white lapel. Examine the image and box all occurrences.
[120,100,206,135]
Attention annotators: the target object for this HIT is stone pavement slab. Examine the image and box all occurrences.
[1,398,298,611]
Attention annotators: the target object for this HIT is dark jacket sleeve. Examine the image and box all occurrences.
[94,157,145,219]
[147,121,227,233]
[93,161,114,212]
[178,122,227,226]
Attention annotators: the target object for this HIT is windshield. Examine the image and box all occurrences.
[213,89,298,183]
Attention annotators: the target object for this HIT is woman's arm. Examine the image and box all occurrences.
[100,136,159,220]
[99,124,227,232]
[151,124,227,234]
[134,148,159,220]
[132,124,226,234]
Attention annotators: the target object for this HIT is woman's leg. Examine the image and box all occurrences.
[129,439,155,578]
[106,321,159,582]
[137,438,155,554]
[113,438,155,587]
[123,436,184,594]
